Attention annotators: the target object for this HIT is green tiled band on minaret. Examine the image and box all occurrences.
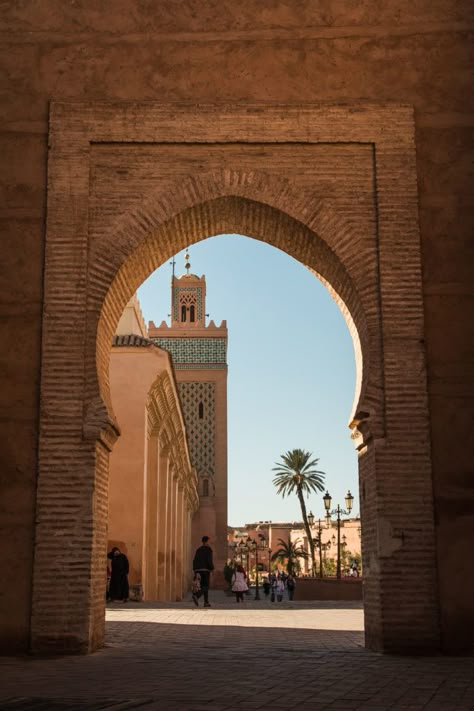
[150,337,226,364]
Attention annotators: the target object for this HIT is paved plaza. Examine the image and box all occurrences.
[0,594,473,710]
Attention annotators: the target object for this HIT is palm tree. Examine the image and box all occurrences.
[272,448,326,576]
[271,537,308,576]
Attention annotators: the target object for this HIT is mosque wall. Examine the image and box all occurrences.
[109,341,198,601]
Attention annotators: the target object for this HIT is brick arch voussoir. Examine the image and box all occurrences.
[91,170,379,448]
[90,169,356,304]
[96,168,369,324]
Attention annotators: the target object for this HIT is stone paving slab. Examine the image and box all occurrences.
[0,700,153,710]
[0,595,473,711]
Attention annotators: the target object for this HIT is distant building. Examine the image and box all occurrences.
[228,518,362,577]
[149,252,228,582]
[108,253,229,598]
[109,295,199,601]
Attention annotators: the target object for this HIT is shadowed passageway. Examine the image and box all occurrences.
[0,596,473,710]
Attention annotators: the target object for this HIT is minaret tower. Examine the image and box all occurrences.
[148,251,228,583]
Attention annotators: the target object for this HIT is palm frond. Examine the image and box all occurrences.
[272,449,326,575]
[271,537,309,562]
[272,448,326,495]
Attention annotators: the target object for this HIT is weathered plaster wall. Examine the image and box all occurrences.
[0,2,472,652]
[109,342,197,600]
[109,347,163,588]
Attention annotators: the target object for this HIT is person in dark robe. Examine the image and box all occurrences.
[107,546,129,602]
[192,535,214,607]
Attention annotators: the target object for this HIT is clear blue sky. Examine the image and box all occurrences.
[138,234,359,527]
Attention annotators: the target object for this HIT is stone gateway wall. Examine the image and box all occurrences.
[23,103,440,655]
[0,3,472,654]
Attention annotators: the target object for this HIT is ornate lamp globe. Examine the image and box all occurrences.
[323,491,332,511]
[345,490,354,513]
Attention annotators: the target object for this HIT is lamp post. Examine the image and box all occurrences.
[248,533,266,600]
[307,510,325,578]
[248,538,257,599]
[341,534,347,574]
[238,540,247,567]
[323,489,354,579]
[268,547,272,575]
[321,539,331,574]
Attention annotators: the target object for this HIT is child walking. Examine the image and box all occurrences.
[231,565,248,602]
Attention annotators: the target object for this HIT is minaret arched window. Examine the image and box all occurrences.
[198,401,204,419]
[181,305,186,322]
[202,479,209,497]
[190,305,195,322]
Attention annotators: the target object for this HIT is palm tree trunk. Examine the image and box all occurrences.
[296,486,316,576]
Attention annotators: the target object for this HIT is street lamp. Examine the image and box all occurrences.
[248,533,266,600]
[323,489,354,579]
[307,510,315,575]
[307,510,325,578]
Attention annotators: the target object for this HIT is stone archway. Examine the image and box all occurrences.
[33,103,439,654]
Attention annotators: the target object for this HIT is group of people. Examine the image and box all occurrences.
[104,536,216,608]
[263,572,296,601]
[190,535,295,607]
[349,561,359,577]
[105,536,301,608]
[229,566,296,603]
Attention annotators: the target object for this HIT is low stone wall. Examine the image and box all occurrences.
[293,577,363,601]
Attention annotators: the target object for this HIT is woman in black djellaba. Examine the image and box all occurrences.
[107,546,130,602]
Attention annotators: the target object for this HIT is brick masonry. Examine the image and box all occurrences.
[0,6,472,657]
[28,103,441,654]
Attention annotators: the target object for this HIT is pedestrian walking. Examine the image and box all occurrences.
[269,573,277,602]
[286,574,296,600]
[192,535,214,607]
[274,575,285,602]
[231,564,248,603]
[107,546,129,602]
[263,576,271,598]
